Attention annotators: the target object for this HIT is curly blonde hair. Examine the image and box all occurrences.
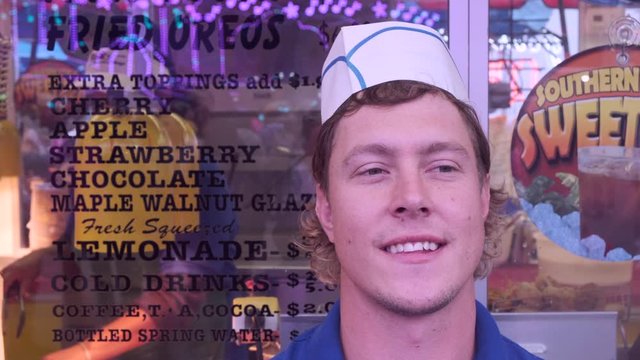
[298,80,507,285]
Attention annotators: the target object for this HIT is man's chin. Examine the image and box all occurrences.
[372,290,457,317]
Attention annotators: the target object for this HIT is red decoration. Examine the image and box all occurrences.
[421,0,530,10]
[418,0,448,11]
[420,0,579,10]
[44,0,67,11]
[116,1,130,11]
[542,0,580,8]
[490,0,527,9]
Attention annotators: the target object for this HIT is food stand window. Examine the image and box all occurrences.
[487,0,640,358]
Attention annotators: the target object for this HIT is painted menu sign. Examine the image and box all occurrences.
[3,1,450,359]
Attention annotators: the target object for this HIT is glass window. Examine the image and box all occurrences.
[0,1,451,359]
[487,0,640,358]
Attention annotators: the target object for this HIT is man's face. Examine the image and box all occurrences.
[316,94,490,315]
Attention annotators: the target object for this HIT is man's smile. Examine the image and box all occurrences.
[379,235,448,264]
[385,241,442,254]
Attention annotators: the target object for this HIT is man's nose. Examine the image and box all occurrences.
[390,171,431,218]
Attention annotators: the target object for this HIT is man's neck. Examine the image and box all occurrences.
[340,280,477,360]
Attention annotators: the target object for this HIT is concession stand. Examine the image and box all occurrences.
[0,0,638,359]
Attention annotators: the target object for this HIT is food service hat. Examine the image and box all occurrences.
[320,21,467,122]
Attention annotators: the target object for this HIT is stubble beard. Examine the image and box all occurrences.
[363,233,464,317]
[367,280,462,317]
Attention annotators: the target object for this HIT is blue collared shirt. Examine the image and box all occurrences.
[274,301,541,360]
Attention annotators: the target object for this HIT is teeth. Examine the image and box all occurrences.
[386,241,441,253]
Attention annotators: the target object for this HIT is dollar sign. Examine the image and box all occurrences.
[319,20,330,47]
[287,302,299,317]
[287,242,300,259]
[287,273,299,288]
[288,73,300,89]
[289,330,299,340]
[315,75,322,89]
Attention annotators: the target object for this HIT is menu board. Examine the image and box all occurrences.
[3,1,449,359]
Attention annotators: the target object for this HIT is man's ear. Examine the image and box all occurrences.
[315,184,334,243]
[481,174,491,221]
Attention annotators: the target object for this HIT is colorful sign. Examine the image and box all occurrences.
[511,45,640,260]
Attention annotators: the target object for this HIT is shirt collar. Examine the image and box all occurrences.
[305,300,345,360]
[473,300,509,359]
[305,300,508,360]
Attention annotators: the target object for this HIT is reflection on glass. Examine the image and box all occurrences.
[487,1,640,358]
[1,1,455,359]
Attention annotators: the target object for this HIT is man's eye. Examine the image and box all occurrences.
[362,168,385,176]
[436,165,457,173]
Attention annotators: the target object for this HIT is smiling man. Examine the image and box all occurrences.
[273,21,539,360]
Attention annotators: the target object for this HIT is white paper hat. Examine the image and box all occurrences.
[321,21,467,122]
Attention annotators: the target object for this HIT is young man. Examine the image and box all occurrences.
[274,22,539,360]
